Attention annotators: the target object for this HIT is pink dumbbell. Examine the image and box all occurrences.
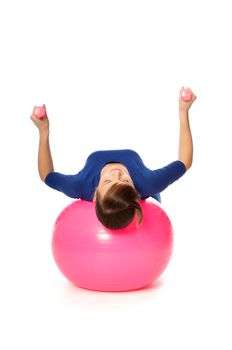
[33,104,46,119]
[181,87,192,102]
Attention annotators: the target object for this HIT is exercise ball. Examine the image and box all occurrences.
[52,200,173,292]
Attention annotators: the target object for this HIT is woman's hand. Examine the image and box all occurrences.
[30,104,49,133]
[179,87,197,114]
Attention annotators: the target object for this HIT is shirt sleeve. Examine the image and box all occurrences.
[149,160,187,193]
[44,172,83,199]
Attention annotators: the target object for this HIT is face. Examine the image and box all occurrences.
[93,163,135,202]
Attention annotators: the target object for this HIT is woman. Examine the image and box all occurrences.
[30,87,197,229]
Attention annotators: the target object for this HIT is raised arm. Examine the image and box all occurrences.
[178,87,197,171]
[30,105,54,182]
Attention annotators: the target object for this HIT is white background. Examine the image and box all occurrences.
[1,0,232,349]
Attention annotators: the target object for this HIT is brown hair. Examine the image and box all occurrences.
[95,182,143,229]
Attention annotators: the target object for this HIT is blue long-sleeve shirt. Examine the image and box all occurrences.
[45,149,186,202]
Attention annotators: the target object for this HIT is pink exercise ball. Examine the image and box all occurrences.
[52,200,174,292]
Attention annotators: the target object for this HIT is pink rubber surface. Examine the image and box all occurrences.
[52,200,173,292]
